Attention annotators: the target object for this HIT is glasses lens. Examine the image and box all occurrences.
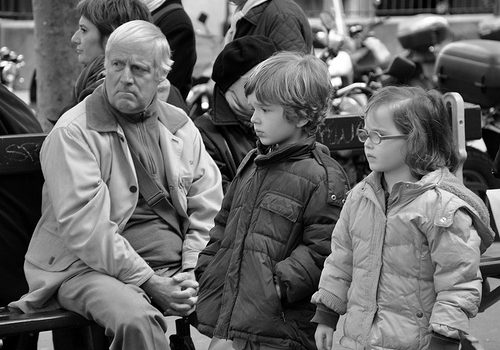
[357,129,368,142]
[371,131,381,144]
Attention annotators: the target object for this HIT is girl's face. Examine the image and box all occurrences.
[71,16,105,66]
[248,92,305,147]
[363,105,410,177]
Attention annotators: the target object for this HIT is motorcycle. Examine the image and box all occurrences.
[435,38,500,203]
[0,46,25,91]
[396,14,451,89]
[186,12,222,120]
[312,5,391,91]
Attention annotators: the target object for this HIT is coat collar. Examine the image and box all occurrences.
[85,84,187,134]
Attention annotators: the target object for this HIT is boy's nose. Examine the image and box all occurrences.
[250,111,258,124]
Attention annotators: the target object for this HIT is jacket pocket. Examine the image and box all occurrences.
[26,228,78,272]
[259,192,302,223]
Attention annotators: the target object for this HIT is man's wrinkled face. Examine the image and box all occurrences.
[104,42,159,114]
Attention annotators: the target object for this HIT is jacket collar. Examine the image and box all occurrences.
[85,84,186,134]
[212,86,242,126]
[254,136,316,165]
[243,0,269,25]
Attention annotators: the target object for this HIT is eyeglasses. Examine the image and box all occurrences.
[356,128,407,145]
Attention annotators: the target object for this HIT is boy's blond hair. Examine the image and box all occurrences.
[244,51,332,136]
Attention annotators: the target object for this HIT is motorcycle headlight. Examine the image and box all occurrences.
[2,61,17,84]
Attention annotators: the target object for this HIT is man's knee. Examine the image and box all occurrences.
[110,301,167,334]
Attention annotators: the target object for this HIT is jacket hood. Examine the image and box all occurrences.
[363,168,495,253]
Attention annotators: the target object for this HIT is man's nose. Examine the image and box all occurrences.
[120,66,134,84]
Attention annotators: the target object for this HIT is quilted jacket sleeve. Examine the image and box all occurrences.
[311,191,354,315]
[428,208,482,336]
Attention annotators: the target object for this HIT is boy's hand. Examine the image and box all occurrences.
[315,323,334,350]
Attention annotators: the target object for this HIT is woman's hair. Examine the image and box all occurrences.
[76,0,152,38]
[244,51,332,136]
[365,85,459,178]
[105,20,172,79]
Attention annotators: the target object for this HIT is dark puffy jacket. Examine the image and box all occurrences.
[234,0,312,53]
[195,138,348,349]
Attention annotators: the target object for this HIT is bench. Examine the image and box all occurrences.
[0,133,107,349]
[0,93,498,348]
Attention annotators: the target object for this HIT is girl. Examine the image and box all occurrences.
[312,86,494,350]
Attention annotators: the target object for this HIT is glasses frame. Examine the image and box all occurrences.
[357,128,407,145]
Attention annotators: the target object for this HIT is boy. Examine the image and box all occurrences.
[195,52,349,350]
[194,35,277,191]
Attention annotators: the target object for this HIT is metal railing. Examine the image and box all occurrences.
[298,0,496,18]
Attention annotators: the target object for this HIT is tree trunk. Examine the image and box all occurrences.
[32,0,79,131]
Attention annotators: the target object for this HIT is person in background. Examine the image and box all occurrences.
[142,0,197,99]
[0,83,43,350]
[312,86,495,350]
[224,0,312,53]
[9,20,222,350]
[194,35,277,192]
[195,52,349,350]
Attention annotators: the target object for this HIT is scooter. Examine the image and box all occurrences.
[396,14,451,89]
[0,46,24,91]
[435,39,500,203]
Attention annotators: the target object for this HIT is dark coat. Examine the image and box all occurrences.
[234,0,313,53]
[0,84,43,305]
[194,87,256,192]
[152,0,196,99]
[195,138,349,349]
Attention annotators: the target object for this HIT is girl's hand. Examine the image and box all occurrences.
[315,323,334,350]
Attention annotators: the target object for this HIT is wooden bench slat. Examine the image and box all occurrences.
[0,308,92,337]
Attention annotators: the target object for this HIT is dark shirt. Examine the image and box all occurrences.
[115,104,183,270]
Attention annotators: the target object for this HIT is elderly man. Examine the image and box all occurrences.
[10,20,223,350]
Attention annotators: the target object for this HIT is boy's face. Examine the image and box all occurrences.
[248,92,306,147]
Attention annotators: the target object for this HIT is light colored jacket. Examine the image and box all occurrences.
[312,168,494,350]
[11,86,223,312]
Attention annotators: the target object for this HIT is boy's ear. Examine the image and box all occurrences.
[296,119,308,128]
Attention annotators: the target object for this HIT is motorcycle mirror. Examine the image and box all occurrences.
[384,56,417,80]
[320,11,336,32]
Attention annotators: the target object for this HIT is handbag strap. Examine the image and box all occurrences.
[129,147,183,236]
